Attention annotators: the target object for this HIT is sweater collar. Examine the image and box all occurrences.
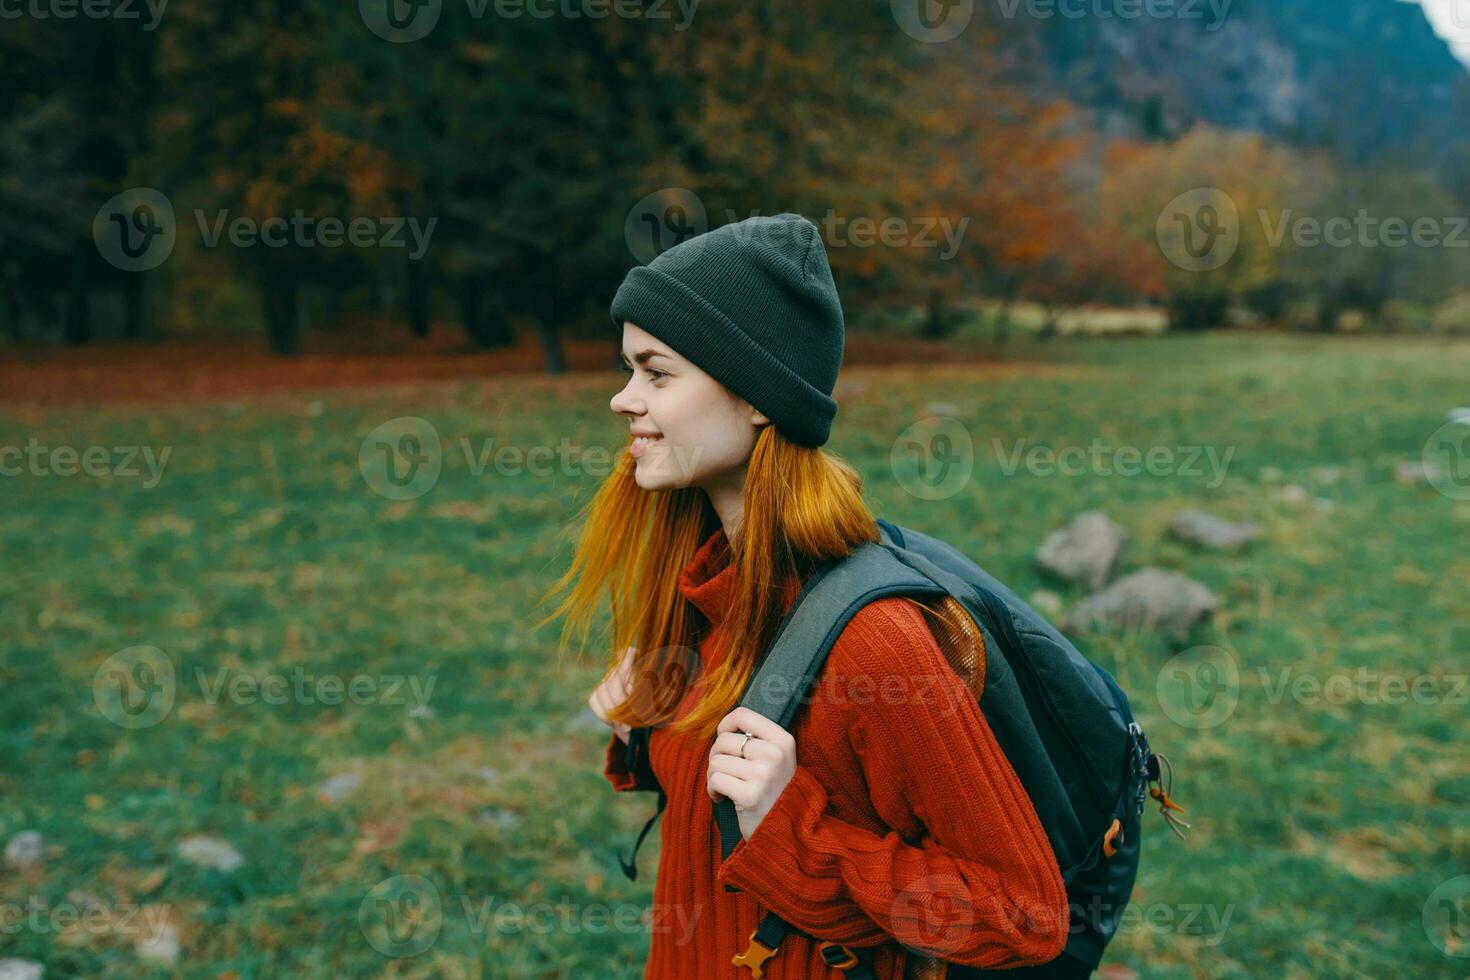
[677,526,804,629]
[677,526,738,626]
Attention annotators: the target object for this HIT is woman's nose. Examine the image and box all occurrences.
[610,379,641,416]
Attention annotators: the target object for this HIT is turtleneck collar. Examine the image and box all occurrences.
[677,526,738,626]
[676,526,805,631]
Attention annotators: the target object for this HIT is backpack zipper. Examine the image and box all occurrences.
[970,584,1115,815]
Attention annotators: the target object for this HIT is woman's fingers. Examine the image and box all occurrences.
[715,706,791,748]
[707,770,753,807]
[710,730,772,762]
[589,647,641,736]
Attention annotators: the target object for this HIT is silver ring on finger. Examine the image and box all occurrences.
[739,731,754,758]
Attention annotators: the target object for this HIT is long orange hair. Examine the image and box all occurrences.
[535,422,887,743]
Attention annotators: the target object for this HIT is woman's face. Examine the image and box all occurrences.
[609,321,769,492]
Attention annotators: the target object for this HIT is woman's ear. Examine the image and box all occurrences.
[750,407,770,427]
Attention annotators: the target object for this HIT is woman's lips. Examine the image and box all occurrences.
[629,434,663,459]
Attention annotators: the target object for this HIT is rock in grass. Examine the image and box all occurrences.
[1395,461,1441,486]
[176,835,244,872]
[0,959,44,980]
[1036,512,1127,590]
[4,831,43,869]
[1169,510,1262,551]
[1062,569,1216,641]
[318,773,361,804]
[1029,589,1064,619]
[135,922,181,965]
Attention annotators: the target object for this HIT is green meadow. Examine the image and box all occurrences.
[2,331,1467,978]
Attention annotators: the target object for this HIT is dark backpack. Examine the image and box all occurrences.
[618,517,1183,978]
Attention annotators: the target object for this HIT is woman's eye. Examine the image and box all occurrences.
[621,363,667,382]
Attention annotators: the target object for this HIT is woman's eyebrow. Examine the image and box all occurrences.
[621,349,672,365]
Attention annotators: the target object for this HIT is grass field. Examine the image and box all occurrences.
[2,332,1467,978]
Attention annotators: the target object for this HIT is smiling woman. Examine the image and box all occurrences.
[534,213,1076,979]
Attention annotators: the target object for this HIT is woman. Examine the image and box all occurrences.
[539,213,1072,978]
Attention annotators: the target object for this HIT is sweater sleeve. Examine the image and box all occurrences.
[713,599,1070,969]
[603,730,660,793]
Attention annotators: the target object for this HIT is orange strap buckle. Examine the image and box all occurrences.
[732,930,778,978]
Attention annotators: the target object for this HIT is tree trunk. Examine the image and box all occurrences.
[533,282,567,374]
[922,288,950,339]
[123,275,147,340]
[65,248,91,345]
[264,276,301,356]
[407,259,430,338]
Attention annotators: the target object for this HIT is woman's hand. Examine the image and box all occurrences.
[587,646,637,744]
[707,706,797,839]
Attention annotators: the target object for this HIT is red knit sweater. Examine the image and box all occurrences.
[603,526,1069,978]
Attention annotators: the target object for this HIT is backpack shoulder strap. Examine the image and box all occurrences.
[714,536,947,867]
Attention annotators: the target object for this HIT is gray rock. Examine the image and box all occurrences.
[1036,512,1127,589]
[1273,484,1308,503]
[1028,589,1065,619]
[4,831,43,870]
[1396,461,1441,486]
[135,922,181,965]
[66,890,107,912]
[925,401,960,417]
[318,773,361,804]
[1169,510,1262,551]
[0,960,43,980]
[1062,569,1217,640]
[1448,407,1470,425]
[176,835,244,872]
[477,808,521,832]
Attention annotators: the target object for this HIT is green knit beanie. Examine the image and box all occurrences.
[610,212,845,447]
